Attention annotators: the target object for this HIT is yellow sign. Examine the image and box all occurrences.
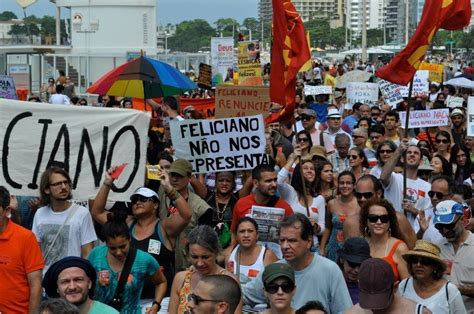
[419,62,444,83]
[237,41,263,86]
[146,164,161,180]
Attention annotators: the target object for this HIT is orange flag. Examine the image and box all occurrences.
[267,0,311,123]
[376,0,471,85]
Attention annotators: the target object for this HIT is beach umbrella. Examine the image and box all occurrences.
[453,73,474,80]
[444,77,474,89]
[336,70,373,89]
[87,56,197,98]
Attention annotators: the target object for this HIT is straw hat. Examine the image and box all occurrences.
[402,240,447,272]
[303,145,328,161]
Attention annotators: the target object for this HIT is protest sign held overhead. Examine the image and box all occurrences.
[0,75,18,100]
[0,99,150,201]
[468,97,474,136]
[237,40,263,86]
[250,205,285,243]
[446,95,464,108]
[346,82,379,107]
[170,115,268,173]
[378,79,404,108]
[211,37,234,86]
[419,62,444,83]
[215,85,270,118]
[197,63,212,90]
[303,85,332,96]
[399,108,449,128]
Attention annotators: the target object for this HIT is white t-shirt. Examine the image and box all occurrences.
[32,203,97,269]
[384,173,432,231]
[398,277,467,314]
[49,93,71,105]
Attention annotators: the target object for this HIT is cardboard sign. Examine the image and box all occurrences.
[399,108,449,129]
[419,62,444,83]
[346,82,379,107]
[446,95,464,108]
[303,85,332,96]
[197,63,212,90]
[211,37,234,86]
[0,75,18,100]
[215,85,270,118]
[0,99,150,201]
[237,41,263,86]
[468,97,474,137]
[170,115,268,173]
[378,79,404,108]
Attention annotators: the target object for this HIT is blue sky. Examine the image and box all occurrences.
[0,0,258,25]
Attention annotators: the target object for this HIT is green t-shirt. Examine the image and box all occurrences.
[88,300,119,314]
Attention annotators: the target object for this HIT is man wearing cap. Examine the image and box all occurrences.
[450,108,466,146]
[323,108,352,154]
[346,258,430,313]
[337,237,371,304]
[43,256,118,313]
[158,159,213,271]
[0,186,44,314]
[434,200,474,311]
[261,263,297,314]
[294,108,327,148]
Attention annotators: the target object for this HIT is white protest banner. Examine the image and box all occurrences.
[378,79,404,108]
[411,70,429,97]
[211,37,234,87]
[0,99,150,201]
[346,82,379,107]
[250,205,285,243]
[468,97,474,136]
[0,75,18,100]
[399,108,449,129]
[446,95,464,108]
[170,115,268,173]
[304,85,332,96]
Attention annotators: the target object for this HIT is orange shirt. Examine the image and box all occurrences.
[0,220,44,314]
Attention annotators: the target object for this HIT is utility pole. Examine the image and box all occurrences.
[361,0,368,62]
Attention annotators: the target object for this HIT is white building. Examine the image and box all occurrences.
[345,0,385,38]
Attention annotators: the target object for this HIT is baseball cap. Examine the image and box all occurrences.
[450,108,465,118]
[434,200,464,225]
[262,263,295,286]
[338,237,371,264]
[130,187,159,201]
[300,109,317,118]
[327,108,341,119]
[358,258,394,310]
[169,159,193,176]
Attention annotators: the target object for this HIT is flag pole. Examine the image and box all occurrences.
[402,77,414,202]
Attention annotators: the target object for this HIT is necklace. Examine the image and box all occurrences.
[215,193,231,222]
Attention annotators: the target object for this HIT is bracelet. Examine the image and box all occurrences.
[151,301,161,311]
[103,182,112,188]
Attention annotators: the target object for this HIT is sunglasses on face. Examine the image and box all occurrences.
[264,282,295,294]
[428,190,450,199]
[435,216,461,231]
[348,155,359,160]
[297,137,309,142]
[130,195,154,204]
[379,149,393,154]
[367,214,390,223]
[409,257,434,266]
[301,115,313,121]
[355,191,374,199]
[436,139,450,144]
[346,260,362,268]
[188,293,222,305]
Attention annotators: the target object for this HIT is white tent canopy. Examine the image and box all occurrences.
[340,47,395,54]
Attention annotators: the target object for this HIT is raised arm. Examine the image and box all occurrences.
[380,139,408,187]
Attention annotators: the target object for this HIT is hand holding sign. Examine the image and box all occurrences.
[157,167,173,194]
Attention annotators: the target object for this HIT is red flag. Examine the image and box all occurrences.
[267,0,311,123]
[376,0,471,85]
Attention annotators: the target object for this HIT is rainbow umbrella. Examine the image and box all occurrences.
[87,56,197,98]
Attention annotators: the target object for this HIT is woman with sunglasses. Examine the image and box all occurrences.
[320,171,359,261]
[294,130,313,160]
[88,211,167,313]
[91,166,191,303]
[450,144,472,185]
[434,130,452,161]
[360,198,409,282]
[261,263,297,314]
[348,147,369,182]
[398,240,466,313]
[168,225,241,314]
[369,140,397,179]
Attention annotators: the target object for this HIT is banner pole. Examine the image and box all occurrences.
[403,77,414,203]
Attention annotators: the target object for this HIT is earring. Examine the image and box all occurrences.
[365,226,370,236]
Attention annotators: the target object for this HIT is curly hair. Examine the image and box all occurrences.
[291,159,318,197]
[359,198,401,239]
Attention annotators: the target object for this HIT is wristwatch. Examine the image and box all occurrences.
[152,301,161,311]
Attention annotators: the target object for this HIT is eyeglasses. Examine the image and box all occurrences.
[379,149,393,154]
[188,293,222,305]
[49,180,69,187]
[130,195,155,204]
[409,257,434,266]
[355,191,374,199]
[297,137,309,142]
[348,155,359,160]
[435,139,450,144]
[346,260,362,268]
[367,214,390,223]
[435,216,461,231]
[428,190,450,199]
[300,115,313,121]
[264,282,295,294]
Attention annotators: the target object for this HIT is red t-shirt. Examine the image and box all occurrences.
[0,220,44,314]
[231,194,294,232]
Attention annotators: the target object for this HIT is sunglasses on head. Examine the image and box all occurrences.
[264,281,295,294]
[130,195,154,204]
[409,256,434,266]
[355,191,374,199]
[428,190,449,199]
[367,214,390,223]
[435,216,461,231]
[436,139,450,144]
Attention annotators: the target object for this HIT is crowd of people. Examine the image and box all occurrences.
[1,56,474,314]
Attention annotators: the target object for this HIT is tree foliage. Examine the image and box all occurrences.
[167,19,215,52]
[0,11,17,21]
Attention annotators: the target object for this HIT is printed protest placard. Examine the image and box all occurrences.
[411,70,429,97]
[250,205,285,242]
[215,85,270,118]
[378,79,404,108]
[446,95,464,108]
[303,85,332,96]
[468,97,474,136]
[197,63,212,90]
[419,62,444,83]
[170,115,267,173]
[211,37,234,86]
[237,41,263,86]
[399,108,449,129]
[346,82,379,107]
[0,99,150,201]
[0,75,18,100]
